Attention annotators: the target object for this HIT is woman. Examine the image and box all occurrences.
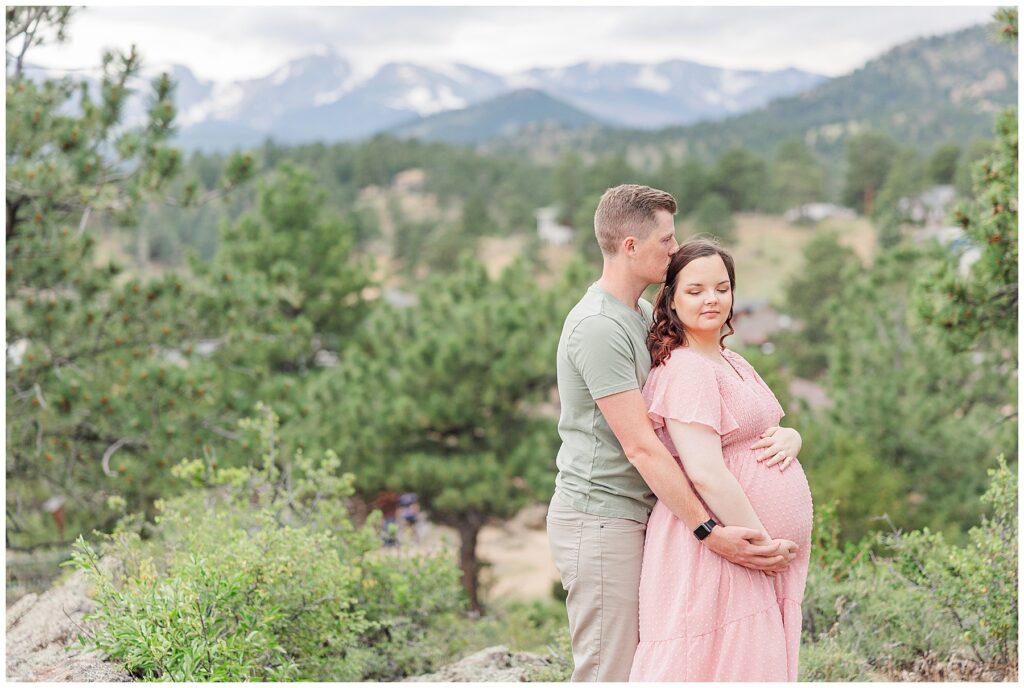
[629,238,813,682]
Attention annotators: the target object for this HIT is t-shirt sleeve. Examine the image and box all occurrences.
[646,351,740,436]
[566,315,641,400]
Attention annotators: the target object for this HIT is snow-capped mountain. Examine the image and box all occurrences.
[350,62,507,117]
[30,54,827,151]
[175,47,356,129]
[514,60,826,128]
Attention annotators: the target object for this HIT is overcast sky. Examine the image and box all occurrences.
[25,5,1000,83]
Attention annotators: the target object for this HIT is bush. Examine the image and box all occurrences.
[885,456,1017,666]
[800,426,911,544]
[68,404,466,681]
[801,550,959,680]
[800,458,1017,680]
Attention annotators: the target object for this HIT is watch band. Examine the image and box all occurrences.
[693,518,717,541]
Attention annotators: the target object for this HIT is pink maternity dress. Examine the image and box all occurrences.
[629,347,813,682]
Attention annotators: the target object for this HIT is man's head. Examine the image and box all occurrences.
[594,184,679,282]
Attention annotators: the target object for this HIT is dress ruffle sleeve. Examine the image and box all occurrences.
[645,349,740,437]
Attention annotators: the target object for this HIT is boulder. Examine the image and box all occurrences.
[406,645,551,682]
[6,566,132,682]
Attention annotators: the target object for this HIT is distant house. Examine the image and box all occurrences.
[7,338,29,366]
[730,297,794,349]
[392,168,425,192]
[383,288,418,308]
[159,338,221,368]
[784,203,857,224]
[535,207,574,246]
[358,184,383,200]
[912,225,982,276]
[899,184,956,227]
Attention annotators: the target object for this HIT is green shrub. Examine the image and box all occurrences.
[799,635,870,682]
[885,455,1017,666]
[801,458,1016,680]
[68,404,466,681]
[801,554,959,680]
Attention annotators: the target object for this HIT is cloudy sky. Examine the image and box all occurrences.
[26,5,999,83]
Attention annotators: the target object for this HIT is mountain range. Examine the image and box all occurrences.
[29,22,1013,158]
[485,23,1017,163]
[155,52,826,151]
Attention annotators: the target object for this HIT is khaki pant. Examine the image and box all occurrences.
[546,494,646,682]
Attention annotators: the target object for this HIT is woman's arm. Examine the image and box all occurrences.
[666,418,771,541]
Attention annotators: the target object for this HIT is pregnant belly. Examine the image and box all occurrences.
[726,459,813,547]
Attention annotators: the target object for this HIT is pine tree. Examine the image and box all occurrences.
[3,11,339,547]
[927,143,961,185]
[709,147,769,211]
[776,231,860,378]
[872,149,927,249]
[692,193,736,245]
[774,137,826,210]
[914,8,1016,353]
[554,150,584,226]
[842,131,897,214]
[305,258,567,611]
[212,163,372,350]
[825,244,1015,534]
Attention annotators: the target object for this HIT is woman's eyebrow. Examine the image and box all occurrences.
[684,280,730,287]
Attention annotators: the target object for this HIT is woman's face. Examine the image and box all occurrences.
[671,254,733,337]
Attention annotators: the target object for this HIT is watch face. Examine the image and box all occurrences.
[694,518,717,540]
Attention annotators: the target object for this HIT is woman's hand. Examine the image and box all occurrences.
[750,426,801,471]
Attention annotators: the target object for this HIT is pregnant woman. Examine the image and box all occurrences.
[629,238,813,682]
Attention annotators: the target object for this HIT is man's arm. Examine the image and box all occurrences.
[596,389,796,572]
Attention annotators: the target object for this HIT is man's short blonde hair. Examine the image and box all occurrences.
[594,184,678,256]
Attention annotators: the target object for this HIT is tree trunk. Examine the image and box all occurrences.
[455,518,483,614]
[8,197,24,239]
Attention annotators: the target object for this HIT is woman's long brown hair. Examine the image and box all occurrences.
[647,237,737,368]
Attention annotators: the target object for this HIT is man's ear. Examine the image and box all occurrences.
[623,236,637,255]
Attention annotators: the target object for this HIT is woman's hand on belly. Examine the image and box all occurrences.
[750,425,802,471]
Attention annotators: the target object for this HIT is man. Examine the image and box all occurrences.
[547,184,797,681]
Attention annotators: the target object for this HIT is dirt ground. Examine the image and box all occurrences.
[394,503,561,605]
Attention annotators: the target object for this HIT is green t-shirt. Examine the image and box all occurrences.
[553,283,656,523]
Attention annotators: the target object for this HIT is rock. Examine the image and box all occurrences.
[6,565,132,682]
[405,645,551,682]
[895,651,1018,682]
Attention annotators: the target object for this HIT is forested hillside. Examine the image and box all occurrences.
[488,24,1017,174]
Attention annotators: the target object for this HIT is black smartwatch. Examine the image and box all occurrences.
[693,518,717,541]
